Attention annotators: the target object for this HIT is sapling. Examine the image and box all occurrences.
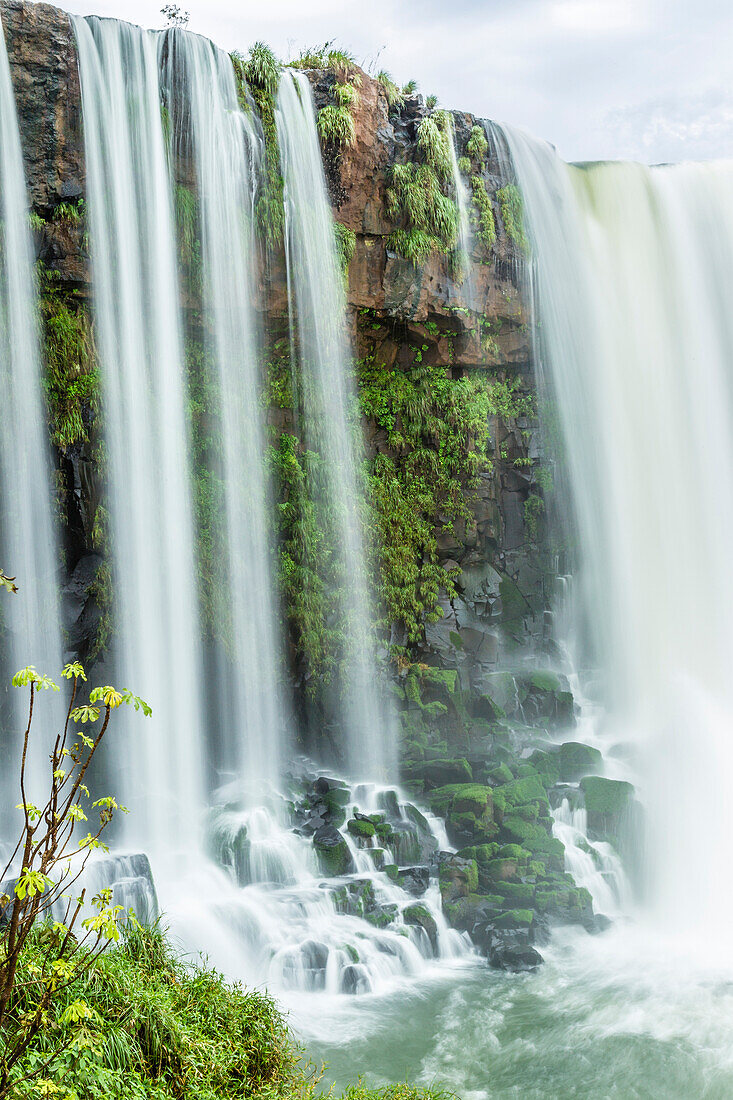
[0,660,151,1097]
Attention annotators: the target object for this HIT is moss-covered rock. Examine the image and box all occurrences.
[558,741,603,782]
[347,817,376,839]
[313,825,354,876]
[403,903,438,949]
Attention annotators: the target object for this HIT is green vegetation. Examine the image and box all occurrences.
[497,183,528,252]
[334,221,356,283]
[377,71,404,111]
[317,104,356,149]
[1,662,150,1097]
[469,176,496,251]
[385,111,457,265]
[4,920,455,1099]
[269,431,341,686]
[425,94,438,111]
[465,125,488,166]
[232,45,284,246]
[52,198,86,226]
[38,265,98,450]
[402,79,419,96]
[359,351,488,641]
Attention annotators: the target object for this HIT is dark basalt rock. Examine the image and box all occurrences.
[312,824,354,877]
[394,865,430,897]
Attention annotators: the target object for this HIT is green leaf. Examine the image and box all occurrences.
[70,705,100,724]
[62,661,87,682]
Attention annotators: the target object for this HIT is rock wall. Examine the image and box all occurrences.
[1,0,553,715]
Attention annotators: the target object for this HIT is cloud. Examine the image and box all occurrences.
[605,90,733,163]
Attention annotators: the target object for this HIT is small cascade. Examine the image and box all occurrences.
[497,122,733,936]
[276,71,395,783]
[553,798,630,919]
[160,28,285,794]
[165,774,469,997]
[72,16,205,863]
[0,12,64,829]
[446,116,475,307]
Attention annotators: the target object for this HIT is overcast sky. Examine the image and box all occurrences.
[58,0,733,164]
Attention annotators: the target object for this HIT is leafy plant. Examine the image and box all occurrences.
[377,71,404,110]
[470,176,496,250]
[402,79,419,95]
[0,569,18,594]
[160,4,189,26]
[497,183,528,252]
[231,46,284,245]
[317,104,356,149]
[466,124,488,166]
[334,222,356,283]
[0,662,151,1097]
[425,95,438,110]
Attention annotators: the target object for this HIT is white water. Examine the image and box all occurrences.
[0,13,63,826]
[161,29,286,795]
[446,115,475,307]
[276,71,396,783]
[498,128,733,946]
[72,16,205,862]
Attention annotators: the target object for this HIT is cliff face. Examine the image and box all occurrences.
[1,0,551,714]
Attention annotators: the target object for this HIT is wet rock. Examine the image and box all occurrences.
[340,963,371,994]
[403,902,438,950]
[558,741,603,782]
[438,854,479,901]
[313,824,354,876]
[395,865,430,897]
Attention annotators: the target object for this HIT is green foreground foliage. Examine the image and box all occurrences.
[2,923,454,1100]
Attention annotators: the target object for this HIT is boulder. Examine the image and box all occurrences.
[313,825,354,876]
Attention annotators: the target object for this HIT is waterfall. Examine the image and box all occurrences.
[497,125,733,937]
[446,116,475,307]
[72,16,205,862]
[160,29,285,797]
[0,13,63,830]
[276,70,395,783]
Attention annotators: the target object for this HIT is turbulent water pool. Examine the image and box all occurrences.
[297,926,733,1098]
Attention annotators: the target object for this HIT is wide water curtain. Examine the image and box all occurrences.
[72,16,205,862]
[276,71,395,782]
[500,127,733,934]
[159,30,285,796]
[0,14,63,831]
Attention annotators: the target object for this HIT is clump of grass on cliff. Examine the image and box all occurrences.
[38,262,99,450]
[231,43,284,246]
[386,111,458,265]
[3,921,452,1100]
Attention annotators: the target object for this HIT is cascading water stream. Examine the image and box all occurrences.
[496,124,733,943]
[446,117,475,309]
[276,70,395,783]
[0,13,63,834]
[72,16,205,863]
[160,29,285,796]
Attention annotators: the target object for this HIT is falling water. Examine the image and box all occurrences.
[0,13,63,829]
[446,116,475,307]
[276,70,395,782]
[72,16,205,862]
[497,125,733,941]
[160,29,285,796]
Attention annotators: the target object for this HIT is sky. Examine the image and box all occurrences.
[58,0,733,164]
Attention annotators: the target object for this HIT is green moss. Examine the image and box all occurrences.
[500,775,548,808]
[470,175,496,250]
[580,776,634,815]
[359,350,499,641]
[466,124,488,165]
[232,47,284,246]
[347,817,376,839]
[524,492,544,540]
[334,221,356,283]
[497,182,528,252]
[385,117,458,263]
[39,270,98,450]
[558,741,603,782]
[494,908,533,928]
